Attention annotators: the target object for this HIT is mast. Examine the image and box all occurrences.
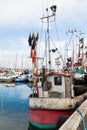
[66,30,85,68]
[66,29,77,69]
[21,54,23,70]
[45,32,47,69]
[14,53,18,70]
[41,5,57,72]
[76,31,85,66]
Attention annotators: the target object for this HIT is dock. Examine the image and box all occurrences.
[59,99,87,130]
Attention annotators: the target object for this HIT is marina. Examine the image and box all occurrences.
[0,1,87,130]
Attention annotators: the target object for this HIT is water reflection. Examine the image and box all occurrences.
[0,83,32,130]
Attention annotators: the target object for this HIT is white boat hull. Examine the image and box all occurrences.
[29,92,87,110]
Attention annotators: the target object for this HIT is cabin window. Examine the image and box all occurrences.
[54,76,62,85]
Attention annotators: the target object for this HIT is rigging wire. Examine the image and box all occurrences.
[50,37,64,64]
[40,0,64,67]
[54,20,62,54]
[38,0,49,67]
[67,34,73,48]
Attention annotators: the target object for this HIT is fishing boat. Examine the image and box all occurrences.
[73,41,87,78]
[72,37,87,95]
[64,30,87,95]
[28,4,87,130]
[28,68,87,130]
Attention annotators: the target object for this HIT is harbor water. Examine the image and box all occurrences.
[0,83,32,130]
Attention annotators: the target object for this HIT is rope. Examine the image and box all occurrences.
[76,108,86,130]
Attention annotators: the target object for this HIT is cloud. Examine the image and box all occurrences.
[0,0,87,26]
[55,0,87,32]
[0,0,42,26]
[0,0,87,34]
[0,0,87,69]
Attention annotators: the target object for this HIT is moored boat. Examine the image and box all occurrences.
[0,70,19,83]
[14,75,28,83]
[28,4,87,130]
[73,38,87,86]
[28,71,87,130]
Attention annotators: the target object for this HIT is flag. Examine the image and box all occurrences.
[30,49,32,57]
[36,33,39,41]
[28,34,32,46]
[32,49,36,63]
[32,36,36,50]
[28,32,38,64]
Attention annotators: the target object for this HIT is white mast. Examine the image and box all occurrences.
[41,5,57,72]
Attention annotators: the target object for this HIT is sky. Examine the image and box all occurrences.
[0,0,87,69]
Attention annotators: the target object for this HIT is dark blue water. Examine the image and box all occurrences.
[0,83,32,130]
